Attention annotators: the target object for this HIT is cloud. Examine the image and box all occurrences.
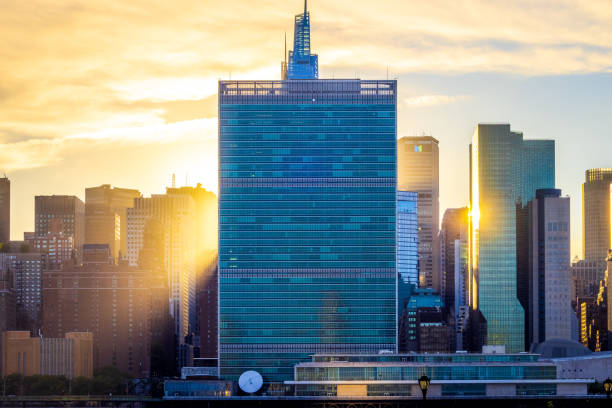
[0,117,217,173]
[404,94,469,107]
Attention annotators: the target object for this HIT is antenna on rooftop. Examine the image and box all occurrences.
[304,0,308,14]
[172,173,176,188]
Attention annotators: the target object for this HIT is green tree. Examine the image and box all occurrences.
[23,375,68,395]
[71,376,92,395]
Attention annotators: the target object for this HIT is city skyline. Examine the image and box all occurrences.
[2,1,612,259]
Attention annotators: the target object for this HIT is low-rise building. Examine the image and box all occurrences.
[1,331,93,378]
[286,353,593,398]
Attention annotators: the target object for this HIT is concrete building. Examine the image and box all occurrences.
[582,168,612,262]
[126,192,196,349]
[469,124,554,352]
[398,136,440,291]
[85,185,140,262]
[0,252,46,333]
[1,331,93,378]
[35,195,84,261]
[523,189,572,345]
[0,177,9,244]
[42,247,156,377]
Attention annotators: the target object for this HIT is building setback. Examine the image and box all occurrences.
[397,136,440,291]
[469,124,554,352]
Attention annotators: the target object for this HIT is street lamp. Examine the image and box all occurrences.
[418,375,430,400]
[603,378,612,399]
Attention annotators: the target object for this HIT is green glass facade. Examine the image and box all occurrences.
[469,124,554,352]
[218,80,397,383]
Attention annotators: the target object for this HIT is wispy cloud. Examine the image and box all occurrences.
[404,94,468,107]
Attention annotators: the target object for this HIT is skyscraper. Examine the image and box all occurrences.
[35,196,85,257]
[582,168,612,262]
[218,78,397,383]
[219,4,396,384]
[126,191,196,350]
[397,136,440,291]
[469,124,554,352]
[524,189,572,345]
[85,185,140,262]
[282,1,318,80]
[439,207,468,314]
[0,177,9,243]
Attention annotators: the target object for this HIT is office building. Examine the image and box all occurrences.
[523,189,572,345]
[397,136,440,290]
[219,78,397,383]
[0,177,9,244]
[469,124,554,352]
[85,184,140,262]
[439,207,468,316]
[219,11,396,384]
[127,192,196,349]
[583,169,612,262]
[34,195,84,260]
[1,331,93,378]
[42,246,155,377]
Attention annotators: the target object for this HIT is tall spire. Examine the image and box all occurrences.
[286,0,318,79]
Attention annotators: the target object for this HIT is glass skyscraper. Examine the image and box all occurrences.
[469,124,554,352]
[218,79,397,383]
[397,191,418,287]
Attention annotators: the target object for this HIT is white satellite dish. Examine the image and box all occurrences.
[238,370,263,394]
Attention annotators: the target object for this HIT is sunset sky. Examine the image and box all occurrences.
[2,0,612,257]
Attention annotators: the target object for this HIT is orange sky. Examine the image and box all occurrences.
[2,0,612,256]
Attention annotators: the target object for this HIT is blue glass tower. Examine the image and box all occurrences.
[284,1,318,80]
[218,79,397,383]
[469,124,554,352]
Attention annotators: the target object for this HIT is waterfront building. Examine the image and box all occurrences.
[1,331,93,379]
[288,352,592,397]
[469,124,554,352]
[398,136,440,290]
[218,78,397,383]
